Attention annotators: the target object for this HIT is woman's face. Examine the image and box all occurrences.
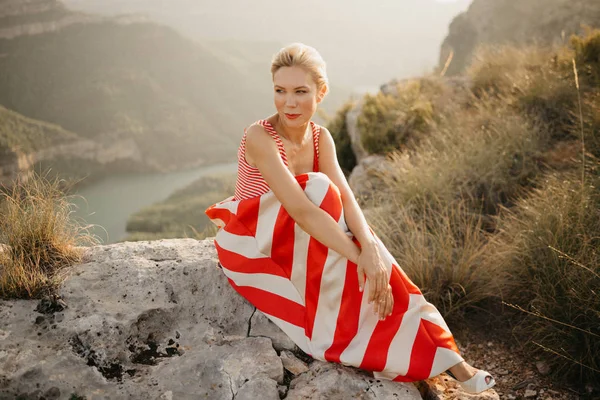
[273,66,325,127]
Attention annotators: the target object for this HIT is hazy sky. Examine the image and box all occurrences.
[64,0,471,88]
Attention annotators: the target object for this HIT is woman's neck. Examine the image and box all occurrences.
[274,114,310,146]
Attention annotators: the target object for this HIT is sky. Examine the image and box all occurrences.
[63,0,472,88]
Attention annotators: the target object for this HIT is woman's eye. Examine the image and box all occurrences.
[297,90,307,94]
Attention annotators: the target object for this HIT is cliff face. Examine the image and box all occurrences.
[439,0,600,75]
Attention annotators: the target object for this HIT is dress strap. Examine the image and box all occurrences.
[258,120,289,165]
[311,121,320,172]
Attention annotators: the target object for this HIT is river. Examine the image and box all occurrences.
[70,162,237,245]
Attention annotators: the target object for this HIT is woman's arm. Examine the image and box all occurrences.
[244,123,360,264]
[317,126,393,318]
[316,127,378,252]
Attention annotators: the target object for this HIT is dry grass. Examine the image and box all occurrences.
[487,169,600,385]
[358,31,600,387]
[368,97,549,217]
[0,171,99,299]
[368,196,509,323]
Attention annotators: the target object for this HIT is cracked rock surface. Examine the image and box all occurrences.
[0,238,421,400]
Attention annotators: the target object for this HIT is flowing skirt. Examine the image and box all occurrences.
[204,172,464,382]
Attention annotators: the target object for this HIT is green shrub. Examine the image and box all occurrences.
[357,79,441,155]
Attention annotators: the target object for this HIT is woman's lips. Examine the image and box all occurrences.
[285,113,301,119]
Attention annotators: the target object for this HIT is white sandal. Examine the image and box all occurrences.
[446,369,496,394]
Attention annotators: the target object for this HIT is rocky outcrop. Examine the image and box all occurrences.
[0,238,422,399]
[348,154,393,202]
[439,0,600,75]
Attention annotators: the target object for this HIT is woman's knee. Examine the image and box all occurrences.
[304,172,342,206]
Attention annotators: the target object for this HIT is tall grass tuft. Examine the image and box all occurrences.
[0,171,98,299]
[368,195,508,323]
[488,170,600,386]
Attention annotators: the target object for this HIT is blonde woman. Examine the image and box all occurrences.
[205,43,496,394]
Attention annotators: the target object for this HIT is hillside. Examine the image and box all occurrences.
[439,0,600,75]
[0,16,275,186]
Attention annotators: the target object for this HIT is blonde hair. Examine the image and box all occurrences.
[271,43,329,98]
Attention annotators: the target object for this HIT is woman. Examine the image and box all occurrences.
[205,43,496,394]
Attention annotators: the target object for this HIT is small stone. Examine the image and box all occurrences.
[524,389,537,398]
[487,341,493,347]
[280,350,309,375]
[507,395,516,400]
[496,368,510,375]
[277,384,288,398]
[535,361,551,376]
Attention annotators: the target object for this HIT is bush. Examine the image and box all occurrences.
[357,79,444,155]
[0,172,98,298]
[571,27,600,87]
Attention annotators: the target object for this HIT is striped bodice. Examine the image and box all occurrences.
[234,119,320,200]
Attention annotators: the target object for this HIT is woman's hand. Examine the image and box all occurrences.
[356,245,393,319]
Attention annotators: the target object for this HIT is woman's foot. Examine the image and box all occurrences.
[446,361,495,393]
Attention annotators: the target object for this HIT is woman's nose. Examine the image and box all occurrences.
[285,95,297,107]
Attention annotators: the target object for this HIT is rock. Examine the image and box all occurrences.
[277,384,289,398]
[348,154,393,200]
[280,350,309,376]
[0,238,422,399]
[235,377,280,400]
[249,308,297,352]
[0,239,279,399]
[535,360,551,376]
[286,360,420,399]
[345,98,369,163]
[524,389,537,398]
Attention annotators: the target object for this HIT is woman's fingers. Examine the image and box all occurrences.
[356,265,366,293]
[368,274,379,303]
[379,289,390,319]
[374,284,394,320]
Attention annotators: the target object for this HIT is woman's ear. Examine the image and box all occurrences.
[317,84,328,104]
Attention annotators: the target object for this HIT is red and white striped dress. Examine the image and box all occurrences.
[205,119,464,382]
[234,119,320,200]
